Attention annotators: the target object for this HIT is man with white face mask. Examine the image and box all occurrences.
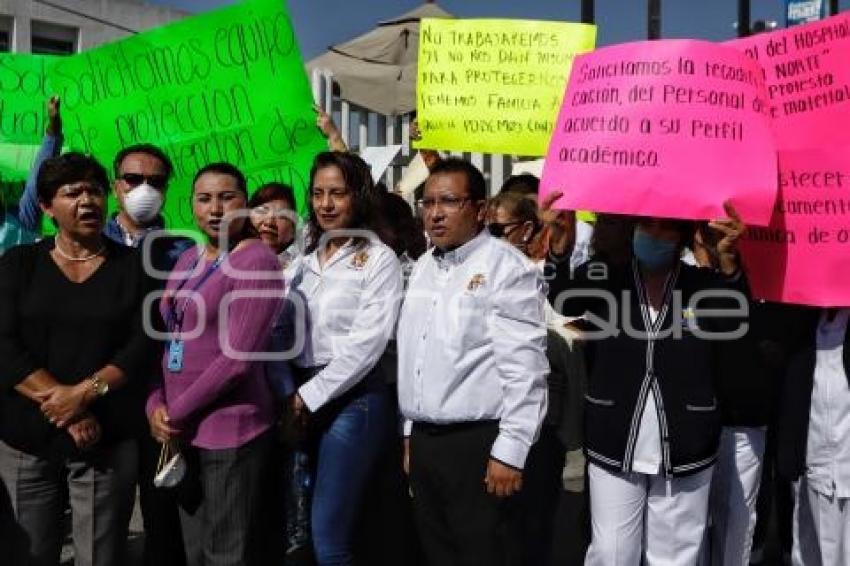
[104,144,193,566]
[104,144,194,274]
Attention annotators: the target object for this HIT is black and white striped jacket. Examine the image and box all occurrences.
[548,257,749,477]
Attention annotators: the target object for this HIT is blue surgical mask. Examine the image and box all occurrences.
[633,227,679,272]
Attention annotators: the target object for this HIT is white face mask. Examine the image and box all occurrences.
[123,183,164,224]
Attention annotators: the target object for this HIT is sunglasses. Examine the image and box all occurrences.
[119,173,168,190]
[487,221,524,238]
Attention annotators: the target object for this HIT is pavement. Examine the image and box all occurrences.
[57,476,786,565]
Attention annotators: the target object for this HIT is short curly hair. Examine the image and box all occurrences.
[113,144,174,181]
[36,153,109,205]
[427,158,486,201]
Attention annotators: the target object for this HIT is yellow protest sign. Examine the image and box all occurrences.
[416,18,596,156]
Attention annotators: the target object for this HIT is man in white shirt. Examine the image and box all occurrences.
[397,159,549,566]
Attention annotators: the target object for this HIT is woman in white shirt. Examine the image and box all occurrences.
[781,308,850,566]
[290,151,402,565]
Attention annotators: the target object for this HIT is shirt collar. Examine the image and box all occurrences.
[278,242,300,265]
[286,240,302,254]
[304,238,359,272]
[105,213,165,247]
[432,229,488,267]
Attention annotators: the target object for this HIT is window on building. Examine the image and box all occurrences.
[31,20,78,55]
[0,16,13,52]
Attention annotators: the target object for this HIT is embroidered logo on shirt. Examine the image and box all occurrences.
[350,250,370,269]
[467,273,486,291]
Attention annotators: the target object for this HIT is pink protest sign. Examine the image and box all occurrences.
[740,147,850,307]
[728,13,850,151]
[540,39,777,225]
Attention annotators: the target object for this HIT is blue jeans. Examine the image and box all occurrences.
[311,388,392,566]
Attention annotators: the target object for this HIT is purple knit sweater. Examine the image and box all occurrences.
[146,240,283,449]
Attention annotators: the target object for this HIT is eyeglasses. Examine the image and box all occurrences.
[415,196,472,213]
[251,205,294,218]
[119,173,168,190]
[56,183,106,199]
[487,221,524,238]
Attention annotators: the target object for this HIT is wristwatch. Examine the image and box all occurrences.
[89,374,109,398]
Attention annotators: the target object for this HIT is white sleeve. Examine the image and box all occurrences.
[487,263,549,469]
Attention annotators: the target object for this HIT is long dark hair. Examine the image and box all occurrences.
[375,192,427,259]
[305,151,378,253]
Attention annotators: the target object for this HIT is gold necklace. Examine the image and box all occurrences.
[53,238,105,262]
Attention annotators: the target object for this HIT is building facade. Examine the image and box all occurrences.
[0,0,186,54]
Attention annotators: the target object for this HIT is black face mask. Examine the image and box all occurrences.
[486,221,523,238]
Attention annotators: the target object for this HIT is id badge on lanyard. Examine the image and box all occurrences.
[167,306,187,373]
[167,253,225,374]
[167,339,185,372]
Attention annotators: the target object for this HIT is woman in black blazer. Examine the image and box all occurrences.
[547,205,746,566]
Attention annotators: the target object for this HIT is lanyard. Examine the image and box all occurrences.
[167,254,226,332]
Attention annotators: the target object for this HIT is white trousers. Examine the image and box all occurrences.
[792,477,850,566]
[585,462,713,566]
[701,426,766,566]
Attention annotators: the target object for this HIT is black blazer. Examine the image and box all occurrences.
[776,309,850,481]
[548,257,749,477]
[713,301,813,427]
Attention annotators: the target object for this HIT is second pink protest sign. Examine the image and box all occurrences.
[541,39,777,225]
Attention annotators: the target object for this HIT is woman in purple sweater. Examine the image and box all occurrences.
[145,162,283,566]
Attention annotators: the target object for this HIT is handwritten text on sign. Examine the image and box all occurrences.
[0,54,53,146]
[0,54,55,200]
[541,40,777,225]
[48,0,326,230]
[740,147,850,306]
[728,13,850,151]
[416,18,597,156]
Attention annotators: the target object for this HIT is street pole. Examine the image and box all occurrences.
[830,0,839,15]
[648,0,661,39]
[738,0,751,37]
[581,0,595,24]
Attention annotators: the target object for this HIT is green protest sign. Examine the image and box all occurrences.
[0,53,52,146]
[49,0,325,230]
[0,53,54,204]
[0,143,38,208]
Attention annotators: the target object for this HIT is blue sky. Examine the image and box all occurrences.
[147,0,848,60]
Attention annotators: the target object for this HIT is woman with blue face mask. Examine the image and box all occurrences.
[545,202,748,566]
